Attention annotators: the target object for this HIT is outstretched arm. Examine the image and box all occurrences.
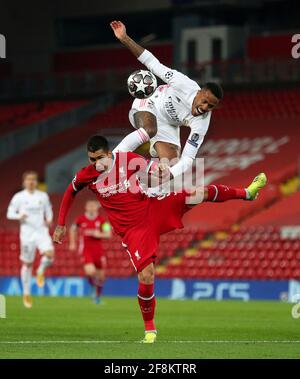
[110,20,144,58]
[44,193,53,226]
[53,184,77,244]
[69,223,78,250]
[53,167,94,244]
[170,113,211,178]
[110,20,197,89]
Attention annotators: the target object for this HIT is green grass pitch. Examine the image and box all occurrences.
[0,296,299,358]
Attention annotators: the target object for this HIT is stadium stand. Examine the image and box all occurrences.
[0,87,299,279]
[213,88,300,120]
[242,189,300,227]
[53,44,172,73]
[1,221,299,279]
[0,228,196,277]
[0,100,86,136]
[184,87,300,231]
[246,33,296,60]
[0,98,128,224]
[159,223,300,280]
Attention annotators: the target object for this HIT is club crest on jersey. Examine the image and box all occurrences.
[135,250,141,260]
[165,71,174,80]
[72,176,77,191]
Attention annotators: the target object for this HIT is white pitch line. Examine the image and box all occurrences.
[0,340,300,344]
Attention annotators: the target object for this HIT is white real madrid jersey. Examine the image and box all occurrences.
[7,189,53,237]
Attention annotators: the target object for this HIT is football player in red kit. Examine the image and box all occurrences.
[69,200,112,304]
[53,135,267,343]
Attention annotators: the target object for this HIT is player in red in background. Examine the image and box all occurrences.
[69,200,112,304]
[53,135,267,343]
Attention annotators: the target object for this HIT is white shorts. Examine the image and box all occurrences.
[20,230,54,263]
[129,98,181,158]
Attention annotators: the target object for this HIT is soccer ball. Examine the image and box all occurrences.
[127,69,157,99]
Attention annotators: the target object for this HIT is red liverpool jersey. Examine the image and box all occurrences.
[71,152,153,236]
[75,213,106,254]
[57,151,188,271]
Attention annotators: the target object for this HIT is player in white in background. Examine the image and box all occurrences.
[110,20,223,179]
[6,171,54,308]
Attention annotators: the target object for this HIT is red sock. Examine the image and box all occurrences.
[94,278,104,297]
[138,282,156,332]
[206,184,247,202]
[88,276,94,287]
[87,276,103,296]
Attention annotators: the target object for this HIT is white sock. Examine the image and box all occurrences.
[245,189,251,199]
[21,265,32,296]
[113,128,150,153]
[37,256,53,275]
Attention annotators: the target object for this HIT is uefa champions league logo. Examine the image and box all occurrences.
[0,34,6,59]
[0,294,6,318]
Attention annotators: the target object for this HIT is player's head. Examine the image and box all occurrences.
[192,82,223,117]
[22,171,38,191]
[85,199,100,216]
[87,135,113,171]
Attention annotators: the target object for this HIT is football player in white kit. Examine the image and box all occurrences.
[110,20,223,179]
[7,171,55,308]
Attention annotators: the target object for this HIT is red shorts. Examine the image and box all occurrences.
[81,249,107,269]
[122,191,190,272]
